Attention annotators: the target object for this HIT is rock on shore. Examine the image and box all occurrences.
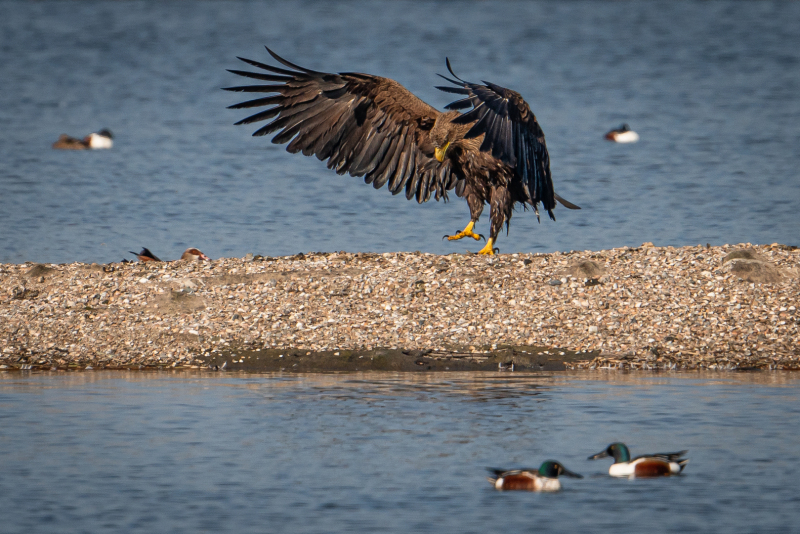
[1,243,798,372]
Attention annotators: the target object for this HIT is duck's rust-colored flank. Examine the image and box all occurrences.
[497,473,545,490]
[632,460,675,477]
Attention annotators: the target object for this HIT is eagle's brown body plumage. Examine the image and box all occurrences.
[225,48,578,254]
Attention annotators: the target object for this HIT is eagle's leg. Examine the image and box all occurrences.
[444,185,485,242]
[477,185,512,255]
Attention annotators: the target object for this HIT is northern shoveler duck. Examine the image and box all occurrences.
[588,443,688,477]
[129,247,210,262]
[52,129,114,150]
[604,124,639,143]
[488,461,583,491]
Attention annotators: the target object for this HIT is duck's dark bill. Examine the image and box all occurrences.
[588,450,610,460]
[562,467,583,478]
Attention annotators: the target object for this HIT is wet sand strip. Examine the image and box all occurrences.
[201,346,593,373]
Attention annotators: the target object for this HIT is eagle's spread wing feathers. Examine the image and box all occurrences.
[436,59,556,218]
[225,48,460,203]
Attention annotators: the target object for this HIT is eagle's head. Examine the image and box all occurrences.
[430,111,461,162]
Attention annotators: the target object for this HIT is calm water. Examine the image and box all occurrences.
[1,372,799,533]
[1,0,798,265]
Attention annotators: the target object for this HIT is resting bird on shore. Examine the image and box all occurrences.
[129,247,210,262]
[130,247,161,262]
[225,48,579,255]
[180,248,211,261]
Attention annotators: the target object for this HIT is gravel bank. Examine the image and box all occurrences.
[1,243,798,372]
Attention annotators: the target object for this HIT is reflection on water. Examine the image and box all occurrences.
[1,371,799,533]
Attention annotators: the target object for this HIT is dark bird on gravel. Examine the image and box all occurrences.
[225,48,579,255]
[130,248,162,262]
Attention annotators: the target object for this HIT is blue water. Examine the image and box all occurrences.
[1,0,799,265]
[1,371,799,533]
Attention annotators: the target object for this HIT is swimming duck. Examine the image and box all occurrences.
[488,461,583,491]
[129,247,211,263]
[604,124,639,143]
[588,443,688,477]
[52,129,113,150]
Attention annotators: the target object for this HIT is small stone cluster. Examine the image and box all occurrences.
[0,243,797,371]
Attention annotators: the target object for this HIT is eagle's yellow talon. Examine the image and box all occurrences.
[477,238,496,255]
[446,221,483,241]
[447,231,482,241]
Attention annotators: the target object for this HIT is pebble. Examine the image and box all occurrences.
[0,243,798,371]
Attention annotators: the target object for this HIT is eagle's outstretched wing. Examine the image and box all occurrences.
[436,60,557,218]
[225,48,460,203]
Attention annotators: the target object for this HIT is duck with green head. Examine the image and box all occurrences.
[488,460,583,491]
[588,442,688,477]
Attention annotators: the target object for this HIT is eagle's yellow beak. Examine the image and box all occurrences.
[434,141,450,163]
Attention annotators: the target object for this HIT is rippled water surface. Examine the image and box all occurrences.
[1,371,799,533]
[1,0,798,264]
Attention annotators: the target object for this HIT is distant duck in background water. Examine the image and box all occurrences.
[52,129,114,150]
[604,124,639,143]
[129,247,210,263]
